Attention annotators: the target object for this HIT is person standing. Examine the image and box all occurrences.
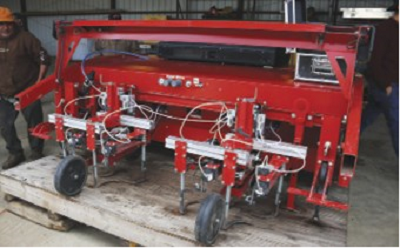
[0,6,50,169]
[361,2,399,157]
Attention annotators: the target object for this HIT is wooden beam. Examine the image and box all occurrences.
[6,200,75,231]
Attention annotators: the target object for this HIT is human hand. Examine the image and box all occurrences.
[386,86,393,96]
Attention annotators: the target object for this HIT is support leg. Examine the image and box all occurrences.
[224,185,232,225]
[274,174,284,216]
[179,173,186,214]
[92,149,98,187]
[141,134,147,177]
[60,141,67,157]
[286,173,298,210]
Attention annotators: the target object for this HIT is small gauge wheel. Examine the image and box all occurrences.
[54,155,87,196]
[194,193,225,245]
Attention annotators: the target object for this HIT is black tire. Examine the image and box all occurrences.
[317,162,329,193]
[194,193,225,245]
[54,155,87,196]
[313,162,329,221]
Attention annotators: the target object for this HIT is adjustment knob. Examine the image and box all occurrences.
[159,78,168,86]
[171,79,182,87]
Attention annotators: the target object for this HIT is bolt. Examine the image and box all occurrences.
[329,162,333,166]
[291,113,296,119]
[318,160,321,164]
[307,115,313,121]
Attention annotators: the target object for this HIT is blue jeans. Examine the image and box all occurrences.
[361,79,399,157]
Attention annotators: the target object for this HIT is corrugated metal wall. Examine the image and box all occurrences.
[339,0,393,7]
[119,0,182,20]
[23,0,110,55]
[1,0,20,12]
[187,0,237,19]
[0,0,395,55]
[26,0,110,11]
[28,15,107,56]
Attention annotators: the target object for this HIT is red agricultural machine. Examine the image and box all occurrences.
[15,20,369,245]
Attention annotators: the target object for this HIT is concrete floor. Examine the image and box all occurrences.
[0,97,398,246]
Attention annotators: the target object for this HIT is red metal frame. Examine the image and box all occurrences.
[15,20,368,212]
[175,141,187,173]
[222,151,237,187]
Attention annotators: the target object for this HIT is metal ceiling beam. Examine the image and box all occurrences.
[237,0,246,20]
[20,0,28,30]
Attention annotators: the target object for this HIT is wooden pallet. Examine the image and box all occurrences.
[0,153,347,246]
[3,195,76,231]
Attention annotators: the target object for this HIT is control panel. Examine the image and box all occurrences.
[159,75,203,88]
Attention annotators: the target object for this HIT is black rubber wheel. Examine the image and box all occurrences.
[313,162,329,221]
[318,162,329,193]
[54,155,87,196]
[194,193,225,245]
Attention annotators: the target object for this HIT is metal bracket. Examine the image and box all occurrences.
[87,122,96,151]
[175,141,187,173]
[55,116,65,142]
[222,151,236,187]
